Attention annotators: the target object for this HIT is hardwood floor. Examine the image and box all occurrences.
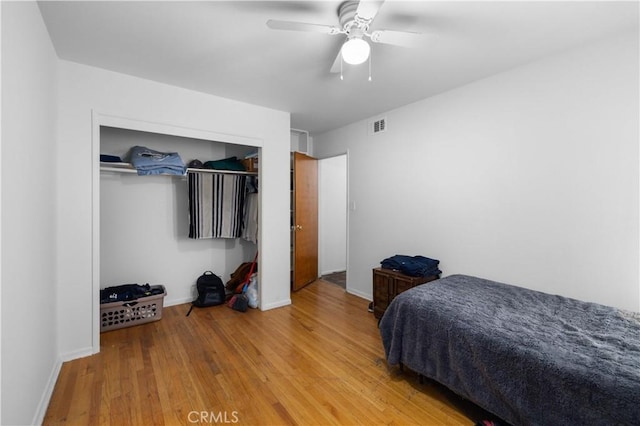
[44,280,484,425]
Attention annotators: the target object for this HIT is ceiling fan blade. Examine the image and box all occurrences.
[266,19,341,35]
[370,29,424,47]
[355,0,385,22]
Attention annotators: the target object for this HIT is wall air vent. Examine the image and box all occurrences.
[372,117,387,134]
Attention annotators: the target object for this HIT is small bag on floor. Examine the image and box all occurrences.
[226,252,257,313]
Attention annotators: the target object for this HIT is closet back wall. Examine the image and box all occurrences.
[100,127,256,305]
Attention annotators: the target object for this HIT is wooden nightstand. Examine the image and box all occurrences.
[373,267,439,319]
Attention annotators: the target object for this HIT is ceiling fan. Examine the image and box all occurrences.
[266,0,423,73]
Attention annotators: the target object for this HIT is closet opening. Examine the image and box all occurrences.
[92,113,262,353]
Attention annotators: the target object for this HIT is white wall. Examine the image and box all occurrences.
[318,155,347,275]
[314,29,640,311]
[1,2,60,424]
[100,127,258,306]
[57,60,291,359]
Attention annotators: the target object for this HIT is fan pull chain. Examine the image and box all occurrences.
[368,54,372,82]
[340,56,344,81]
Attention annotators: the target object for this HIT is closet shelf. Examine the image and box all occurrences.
[100,162,258,176]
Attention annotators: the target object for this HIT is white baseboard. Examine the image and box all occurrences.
[260,299,292,311]
[346,287,371,302]
[320,268,346,276]
[164,296,193,307]
[60,346,95,362]
[32,356,63,426]
[165,294,293,312]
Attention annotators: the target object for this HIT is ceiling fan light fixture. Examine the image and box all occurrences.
[341,38,370,65]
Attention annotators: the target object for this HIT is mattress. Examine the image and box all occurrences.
[379,274,640,425]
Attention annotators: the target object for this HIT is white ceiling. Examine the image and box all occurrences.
[38,1,638,134]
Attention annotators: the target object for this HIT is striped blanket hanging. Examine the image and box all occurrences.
[188,173,247,239]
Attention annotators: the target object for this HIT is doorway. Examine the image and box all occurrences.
[318,154,348,289]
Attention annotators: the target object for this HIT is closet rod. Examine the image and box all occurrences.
[100,162,258,176]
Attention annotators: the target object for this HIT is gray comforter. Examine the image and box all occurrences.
[379,274,640,425]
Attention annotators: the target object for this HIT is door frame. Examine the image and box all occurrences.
[91,111,262,354]
[317,151,350,291]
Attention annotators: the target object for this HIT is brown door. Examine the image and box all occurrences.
[292,152,318,291]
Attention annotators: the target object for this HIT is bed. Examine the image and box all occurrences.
[379,274,640,425]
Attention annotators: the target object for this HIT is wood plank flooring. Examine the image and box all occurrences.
[44,280,488,425]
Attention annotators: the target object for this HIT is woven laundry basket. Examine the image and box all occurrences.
[100,286,166,332]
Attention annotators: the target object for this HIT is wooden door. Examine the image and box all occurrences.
[292,152,318,291]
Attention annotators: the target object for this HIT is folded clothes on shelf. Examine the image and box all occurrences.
[128,145,186,176]
[203,156,246,171]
